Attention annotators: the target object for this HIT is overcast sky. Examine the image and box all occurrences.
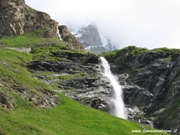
[26,0,180,49]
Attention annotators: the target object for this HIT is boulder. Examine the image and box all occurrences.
[58,25,84,50]
[0,93,13,109]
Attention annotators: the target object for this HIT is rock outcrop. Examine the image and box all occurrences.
[58,25,84,50]
[71,22,116,54]
[102,46,180,134]
[27,51,113,113]
[0,0,58,37]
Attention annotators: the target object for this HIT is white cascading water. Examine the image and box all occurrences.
[100,57,127,119]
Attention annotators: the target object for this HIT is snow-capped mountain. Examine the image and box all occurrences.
[71,22,116,54]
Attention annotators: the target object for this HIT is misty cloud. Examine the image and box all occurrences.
[26,0,180,49]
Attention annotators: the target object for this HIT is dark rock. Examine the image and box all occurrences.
[83,55,99,64]
[91,99,109,112]
[27,54,114,114]
[123,85,154,108]
[0,93,13,109]
[103,46,180,133]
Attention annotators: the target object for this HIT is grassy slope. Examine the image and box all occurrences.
[13,94,146,135]
[0,31,62,48]
[0,35,169,135]
[1,93,166,135]
[0,49,51,92]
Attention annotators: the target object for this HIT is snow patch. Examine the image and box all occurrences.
[100,35,110,48]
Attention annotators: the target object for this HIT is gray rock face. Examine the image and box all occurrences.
[73,23,102,48]
[27,52,113,113]
[0,0,58,37]
[104,46,180,134]
[71,23,116,54]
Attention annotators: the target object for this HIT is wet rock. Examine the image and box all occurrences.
[103,46,180,133]
[127,106,154,128]
[91,99,109,112]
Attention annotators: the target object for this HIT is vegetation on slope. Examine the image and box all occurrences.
[100,46,180,62]
[0,31,60,48]
[0,49,52,92]
[1,93,160,135]
[0,34,170,135]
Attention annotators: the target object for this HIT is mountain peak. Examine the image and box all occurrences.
[84,21,96,27]
[71,23,116,54]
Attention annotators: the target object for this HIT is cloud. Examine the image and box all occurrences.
[26,0,180,49]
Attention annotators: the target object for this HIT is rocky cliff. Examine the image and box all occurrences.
[102,46,180,134]
[0,0,58,38]
[26,45,180,134]
[27,49,111,112]
[71,22,116,54]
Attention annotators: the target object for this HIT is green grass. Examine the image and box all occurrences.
[0,49,51,91]
[100,46,149,62]
[101,46,180,61]
[167,100,180,120]
[151,47,176,53]
[0,107,48,135]
[0,93,168,135]
[100,49,119,61]
[30,42,92,62]
[58,72,86,80]
[0,31,62,48]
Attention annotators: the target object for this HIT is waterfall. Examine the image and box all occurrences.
[100,57,127,119]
